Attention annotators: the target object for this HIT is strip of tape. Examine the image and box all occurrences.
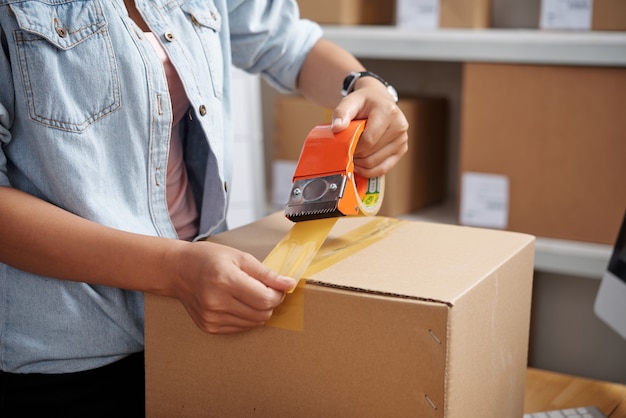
[264,216,406,330]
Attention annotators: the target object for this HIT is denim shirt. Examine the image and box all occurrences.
[0,0,321,373]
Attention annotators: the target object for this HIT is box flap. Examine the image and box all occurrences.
[212,212,535,305]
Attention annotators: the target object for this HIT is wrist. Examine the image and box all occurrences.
[147,237,191,298]
[341,71,398,103]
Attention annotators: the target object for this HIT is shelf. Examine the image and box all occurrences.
[322,26,626,67]
[400,203,613,279]
[533,237,612,279]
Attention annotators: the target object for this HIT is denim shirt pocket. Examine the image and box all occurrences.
[10,0,120,133]
[181,0,224,100]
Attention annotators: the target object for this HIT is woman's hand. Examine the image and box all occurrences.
[330,77,409,179]
[297,39,409,179]
[167,240,297,334]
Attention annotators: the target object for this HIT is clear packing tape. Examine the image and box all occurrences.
[263,216,405,330]
[263,120,398,330]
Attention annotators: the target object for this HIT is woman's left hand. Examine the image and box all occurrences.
[330,77,409,179]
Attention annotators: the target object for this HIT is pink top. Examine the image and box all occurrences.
[145,33,199,241]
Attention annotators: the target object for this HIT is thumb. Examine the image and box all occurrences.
[254,263,297,293]
[330,114,349,133]
[330,95,362,133]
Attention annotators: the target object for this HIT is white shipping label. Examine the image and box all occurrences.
[540,0,593,30]
[460,172,509,229]
[396,0,440,29]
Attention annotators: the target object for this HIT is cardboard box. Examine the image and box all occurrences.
[297,0,394,25]
[459,63,626,244]
[592,0,626,31]
[145,213,535,417]
[396,0,491,29]
[440,0,491,28]
[272,95,447,217]
[540,0,626,31]
[273,95,333,163]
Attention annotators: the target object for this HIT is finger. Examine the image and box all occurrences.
[354,133,409,174]
[330,94,365,133]
[182,277,280,327]
[238,254,297,293]
[192,309,271,334]
[190,283,279,326]
[354,150,405,179]
[355,104,408,157]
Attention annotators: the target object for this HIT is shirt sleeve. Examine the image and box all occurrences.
[227,0,323,93]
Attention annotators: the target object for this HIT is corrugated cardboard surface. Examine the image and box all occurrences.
[145,213,535,417]
[459,63,626,244]
[592,0,626,30]
[440,0,491,28]
[296,0,394,25]
[272,95,447,217]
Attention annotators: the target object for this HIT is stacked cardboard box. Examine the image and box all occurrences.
[540,0,626,31]
[459,63,626,244]
[272,95,447,217]
[145,212,535,416]
[440,0,491,28]
[297,0,394,25]
[591,0,626,30]
[396,0,491,29]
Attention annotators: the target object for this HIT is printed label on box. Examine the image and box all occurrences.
[396,0,440,29]
[460,172,509,229]
[540,0,593,30]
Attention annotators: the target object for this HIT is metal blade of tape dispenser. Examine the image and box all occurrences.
[284,174,347,222]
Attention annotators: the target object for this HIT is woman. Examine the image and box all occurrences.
[0,0,408,415]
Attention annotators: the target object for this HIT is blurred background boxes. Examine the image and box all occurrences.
[540,0,626,31]
[459,63,626,245]
[272,95,447,218]
[591,0,626,31]
[296,0,626,30]
[296,0,394,25]
[395,0,491,29]
[439,0,491,28]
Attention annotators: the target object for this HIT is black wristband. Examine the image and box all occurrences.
[341,71,398,103]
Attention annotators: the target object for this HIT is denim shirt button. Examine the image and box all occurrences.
[164,31,175,41]
[55,26,67,38]
[198,104,207,116]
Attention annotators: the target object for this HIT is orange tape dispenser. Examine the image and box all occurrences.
[265,120,386,329]
[284,119,385,222]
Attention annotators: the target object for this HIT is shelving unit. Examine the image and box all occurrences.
[321,26,625,279]
[322,26,626,66]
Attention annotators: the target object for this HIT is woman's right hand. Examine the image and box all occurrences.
[166,240,297,334]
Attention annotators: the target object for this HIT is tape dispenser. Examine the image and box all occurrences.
[285,119,385,222]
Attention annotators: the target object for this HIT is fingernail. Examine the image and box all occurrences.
[279,275,296,285]
[279,275,297,293]
[331,117,343,129]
